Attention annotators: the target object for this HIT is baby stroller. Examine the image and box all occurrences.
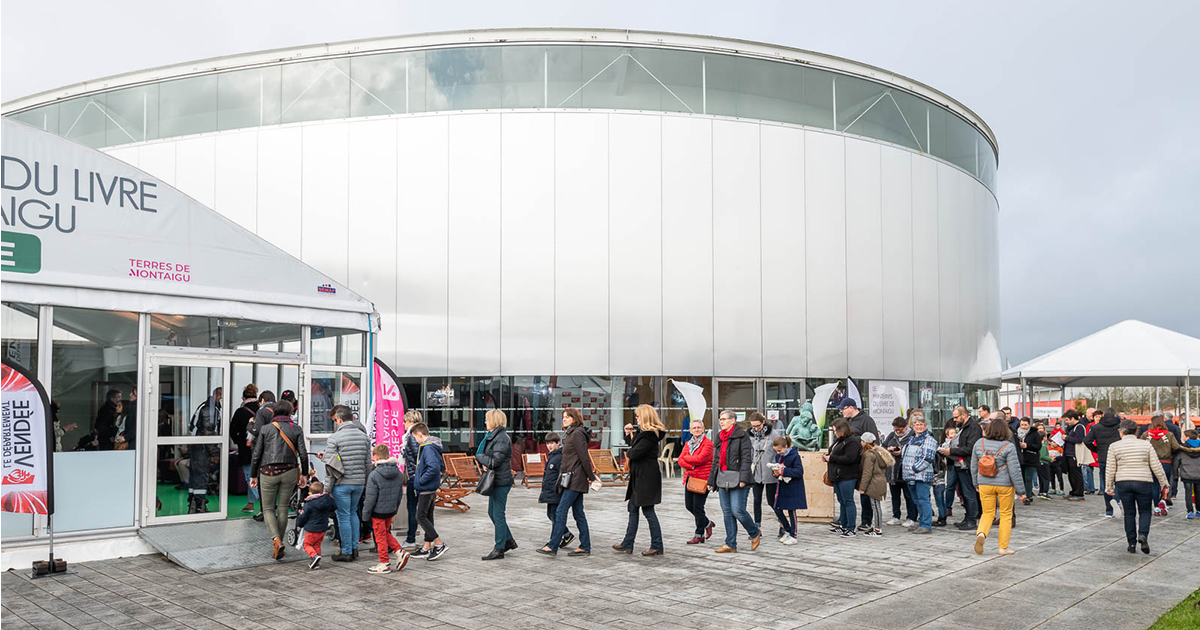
[284,484,343,548]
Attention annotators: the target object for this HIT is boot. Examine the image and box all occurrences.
[187,495,198,514]
[193,494,208,513]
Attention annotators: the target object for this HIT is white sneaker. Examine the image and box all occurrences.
[781,535,798,546]
[901,519,915,528]
[885,518,901,526]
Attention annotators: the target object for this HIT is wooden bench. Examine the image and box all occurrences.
[589,449,628,487]
[522,452,546,488]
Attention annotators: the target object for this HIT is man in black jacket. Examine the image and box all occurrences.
[838,398,878,531]
[1085,408,1122,516]
[1061,411,1087,500]
[941,405,982,529]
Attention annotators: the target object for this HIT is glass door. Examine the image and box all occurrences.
[715,379,761,426]
[145,357,230,524]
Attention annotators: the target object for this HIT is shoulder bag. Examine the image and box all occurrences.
[477,468,496,496]
[686,475,709,494]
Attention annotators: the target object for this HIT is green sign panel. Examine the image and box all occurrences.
[1,231,41,274]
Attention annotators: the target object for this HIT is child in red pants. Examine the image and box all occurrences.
[295,480,336,569]
[362,444,410,574]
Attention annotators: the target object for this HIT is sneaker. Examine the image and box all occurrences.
[1157,500,1168,515]
[560,532,575,548]
[331,552,353,562]
[392,549,410,572]
[1153,507,1164,517]
[885,518,901,526]
[864,529,883,538]
[308,555,321,570]
[1188,512,1196,520]
[781,535,798,545]
[426,545,447,561]
[974,533,986,554]
[910,527,932,535]
[856,524,871,532]
[1103,512,1114,519]
[901,519,914,528]
[840,529,857,538]
[829,525,845,534]
[1038,493,1051,501]
[411,547,430,558]
[997,548,1015,556]
[367,562,391,574]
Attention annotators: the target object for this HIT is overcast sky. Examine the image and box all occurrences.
[4,0,1198,365]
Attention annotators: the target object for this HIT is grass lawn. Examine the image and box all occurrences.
[1149,589,1200,630]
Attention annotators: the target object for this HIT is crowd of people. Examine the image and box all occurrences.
[231,382,1200,573]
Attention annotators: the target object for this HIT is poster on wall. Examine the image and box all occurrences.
[372,359,407,469]
[1,358,55,515]
[868,380,910,435]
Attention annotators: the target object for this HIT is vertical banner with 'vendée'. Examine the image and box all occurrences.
[1,358,55,516]
[372,359,407,471]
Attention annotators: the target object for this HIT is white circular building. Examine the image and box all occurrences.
[4,28,1001,449]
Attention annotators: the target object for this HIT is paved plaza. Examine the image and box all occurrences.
[3,483,1198,630]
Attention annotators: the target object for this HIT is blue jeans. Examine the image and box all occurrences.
[1114,480,1154,546]
[934,482,947,518]
[909,480,933,529]
[488,484,513,550]
[718,486,761,548]
[548,488,590,552]
[404,479,419,543]
[242,464,259,503]
[332,484,364,554]
[1083,466,1096,493]
[1154,463,1172,501]
[832,479,857,532]
[621,502,663,551]
[945,467,959,513]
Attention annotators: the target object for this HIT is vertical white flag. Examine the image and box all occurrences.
[669,380,709,430]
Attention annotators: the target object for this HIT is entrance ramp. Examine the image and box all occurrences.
[139,519,307,574]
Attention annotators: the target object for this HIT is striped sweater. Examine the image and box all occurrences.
[1104,435,1168,488]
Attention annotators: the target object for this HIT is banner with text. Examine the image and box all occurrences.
[1,358,54,515]
[868,380,910,436]
[373,359,407,470]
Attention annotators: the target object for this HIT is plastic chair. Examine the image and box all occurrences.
[658,441,677,478]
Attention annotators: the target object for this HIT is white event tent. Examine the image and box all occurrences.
[1002,320,1200,428]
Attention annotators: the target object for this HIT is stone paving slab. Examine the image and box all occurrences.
[3,483,1198,629]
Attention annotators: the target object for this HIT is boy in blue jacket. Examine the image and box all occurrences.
[295,480,336,570]
[411,423,448,561]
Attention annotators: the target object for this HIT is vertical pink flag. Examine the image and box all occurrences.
[372,359,407,471]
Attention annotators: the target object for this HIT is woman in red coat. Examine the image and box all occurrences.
[678,419,716,544]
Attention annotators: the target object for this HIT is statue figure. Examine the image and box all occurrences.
[787,401,821,451]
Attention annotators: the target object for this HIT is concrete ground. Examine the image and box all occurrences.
[3,482,1198,630]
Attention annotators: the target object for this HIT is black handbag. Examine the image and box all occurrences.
[477,468,496,496]
[559,470,574,490]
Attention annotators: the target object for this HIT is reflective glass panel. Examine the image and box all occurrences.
[501,46,548,108]
[59,95,107,148]
[282,59,350,124]
[159,75,218,138]
[1,302,39,374]
[716,380,758,425]
[309,370,363,435]
[426,47,502,111]
[310,326,366,366]
[149,315,301,350]
[422,376,471,451]
[105,84,159,144]
[218,66,283,131]
[13,103,58,134]
[555,376,614,447]
[350,51,418,116]
[836,74,923,151]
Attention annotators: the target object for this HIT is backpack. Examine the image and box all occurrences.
[977,442,1009,477]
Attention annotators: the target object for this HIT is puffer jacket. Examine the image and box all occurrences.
[362,458,406,520]
[825,433,862,484]
[708,425,755,487]
[749,426,779,485]
[1085,413,1122,463]
[1176,440,1200,481]
[901,431,938,484]
[677,435,713,484]
[249,414,309,477]
[325,421,372,486]
[858,445,894,500]
[414,437,445,493]
[475,427,514,488]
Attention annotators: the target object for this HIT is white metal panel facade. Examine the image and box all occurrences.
[104,111,1000,384]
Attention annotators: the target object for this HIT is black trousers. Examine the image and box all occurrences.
[416,492,439,542]
[751,482,777,524]
[1036,463,1051,494]
[1064,456,1085,497]
[859,489,874,526]
[684,490,710,535]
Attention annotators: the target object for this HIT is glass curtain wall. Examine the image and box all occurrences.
[13,44,996,191]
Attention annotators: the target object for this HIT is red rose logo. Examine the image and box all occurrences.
[2,469,35,485]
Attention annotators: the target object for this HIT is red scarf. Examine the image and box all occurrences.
[719,427,734,471]
[1146,428,1168,441]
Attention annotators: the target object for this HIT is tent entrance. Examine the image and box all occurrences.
[144,353,301,526]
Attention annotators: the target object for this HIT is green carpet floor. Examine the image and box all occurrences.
[155,483,259,519]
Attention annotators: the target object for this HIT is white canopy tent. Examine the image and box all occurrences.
[1002,320,1200,428]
